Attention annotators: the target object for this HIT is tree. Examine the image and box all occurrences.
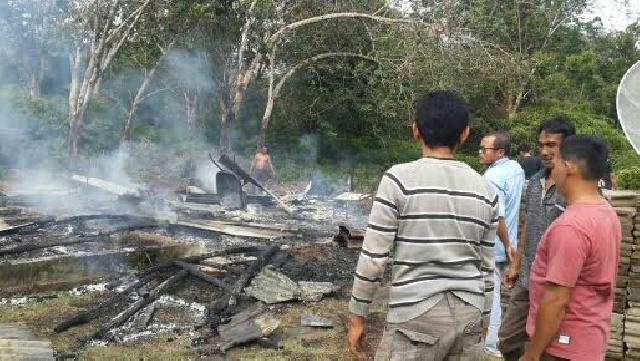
[66,0,153,158]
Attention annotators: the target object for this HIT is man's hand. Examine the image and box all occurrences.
[346,313,368,361]
[503,262,519,289]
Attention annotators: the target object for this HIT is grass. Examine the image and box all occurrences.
[0,293,99,352]
[0,292,503,360]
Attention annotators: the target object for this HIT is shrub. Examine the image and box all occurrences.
[617,166,640,190]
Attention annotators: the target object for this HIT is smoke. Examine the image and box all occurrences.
[0,1,223,219]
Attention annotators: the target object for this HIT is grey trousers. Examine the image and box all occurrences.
[499,284,530,361]
[374,292,484,361]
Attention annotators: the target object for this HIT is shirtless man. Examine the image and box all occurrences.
[250,145,275,186]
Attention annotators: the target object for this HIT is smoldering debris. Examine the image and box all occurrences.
[0,156,370,355]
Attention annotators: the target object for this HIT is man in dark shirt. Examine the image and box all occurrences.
[498,117,576,361]
[518,143,543,180]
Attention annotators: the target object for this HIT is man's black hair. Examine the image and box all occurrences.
[537,116,576,139]
[415,91,470,149]
[486,131,511,155]
[518,143,530,153]
[560,135,609,181]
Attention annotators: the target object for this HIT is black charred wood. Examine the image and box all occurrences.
[0,234,109,257]
[174,260,233,293]
[227,246,279,308]
[87,270,188,342]
[54,272,161,333]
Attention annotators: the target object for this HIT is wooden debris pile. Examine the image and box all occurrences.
[52,244,338,355]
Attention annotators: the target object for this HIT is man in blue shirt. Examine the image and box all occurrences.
[479,131,525,358]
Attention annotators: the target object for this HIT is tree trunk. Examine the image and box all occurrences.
[256,52,378,151]
[68,115,82,159]
[185,90,198,132]
[258,95,273,149]
[66,0,153,160]
[122,68,157,143]
[29,55,44,98]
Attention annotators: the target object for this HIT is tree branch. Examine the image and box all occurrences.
[274,52,378,98]
[269,12,420,45]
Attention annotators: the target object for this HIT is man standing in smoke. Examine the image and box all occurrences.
[250,145,275,193]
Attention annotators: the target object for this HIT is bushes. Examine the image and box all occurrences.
[509,106,640,171]
[617,166,640,190]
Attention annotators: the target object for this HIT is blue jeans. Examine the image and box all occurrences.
[485,262,508,354]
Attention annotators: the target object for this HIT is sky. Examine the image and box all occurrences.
[389,0,640,32]
[581,0,640,32]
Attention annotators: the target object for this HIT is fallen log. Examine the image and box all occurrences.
[0,234,109,257]
[89,270,188,341]
[54,272,161,333]
[0,214,159,236]
[139,246,266,277]
[174,260,233,293]
[71,175,142,199]
[215,154,293,213]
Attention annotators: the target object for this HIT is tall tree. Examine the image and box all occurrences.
[66,0,153,158]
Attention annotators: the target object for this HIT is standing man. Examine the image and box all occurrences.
[249,145,275,193]
[479,131,525,358]
[499,117,576,360]
[520,135,621,361]
[518,143,543,181]
[346,91,499,361]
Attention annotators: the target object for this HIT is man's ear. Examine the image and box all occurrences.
[565,160,580,176]
[458,126,470,146]
[412,122,422,142]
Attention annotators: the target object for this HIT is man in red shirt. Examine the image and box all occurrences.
[520,135,621,361]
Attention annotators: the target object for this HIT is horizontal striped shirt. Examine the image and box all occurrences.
[348,157,499,323]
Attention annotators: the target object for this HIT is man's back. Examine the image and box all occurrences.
[527,200,621,360]
[349,157,499,323]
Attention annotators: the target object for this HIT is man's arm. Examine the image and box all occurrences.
[347,173,399,360]
[267,155,276,179]
[521,225,587,361]
[504,220,526,288]
[520,283,572,361]
[497,218,513,263]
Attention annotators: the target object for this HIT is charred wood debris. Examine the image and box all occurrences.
[0,155,370,356]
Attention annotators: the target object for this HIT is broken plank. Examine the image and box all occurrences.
[138,246,266,277]
[70,175,141,198]
[176,220,296,239]
[174,261,233,293]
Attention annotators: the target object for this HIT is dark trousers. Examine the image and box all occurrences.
[498,284,530,361]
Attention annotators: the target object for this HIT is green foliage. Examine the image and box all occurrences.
[509,106,640,172]
[617,166,640,190]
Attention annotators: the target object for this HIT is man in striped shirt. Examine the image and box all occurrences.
[347,91,499,361]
